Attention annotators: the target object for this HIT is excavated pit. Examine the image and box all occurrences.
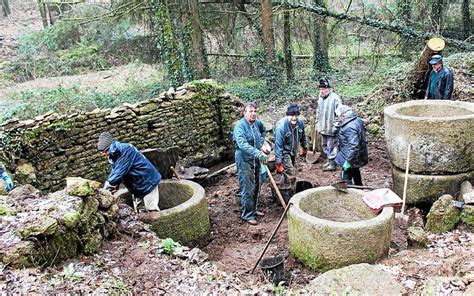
[287,186,393,272]
[116,180,210,244]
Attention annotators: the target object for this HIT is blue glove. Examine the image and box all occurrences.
[343,161,351,170]
[1,172,14,192]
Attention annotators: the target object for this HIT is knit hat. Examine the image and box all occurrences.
[429,54,443,65]
[97,132,114,152]
[318,77,331,88]
[286,103,300,116]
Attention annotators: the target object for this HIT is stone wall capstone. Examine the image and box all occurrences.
[0,80,242,192]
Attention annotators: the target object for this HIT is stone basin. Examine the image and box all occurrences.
[384,100,474,174]
[287,186,393,271]
[116,180,210,244]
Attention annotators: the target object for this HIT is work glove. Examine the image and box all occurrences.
[257,152,267,162]
[343,161,351,170]
[300,147,308,157]
[1,172,14,192]
[103,181,117,192]
[275,162,284,174]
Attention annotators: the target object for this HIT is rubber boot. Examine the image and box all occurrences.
[323,160,337,171]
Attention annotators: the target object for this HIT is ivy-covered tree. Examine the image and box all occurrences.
[312,0,329,75]
[260,0,278,92]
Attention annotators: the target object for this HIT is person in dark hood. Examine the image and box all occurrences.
[334,105,368,186]
[98,131,161,211]
[424,54,454,100]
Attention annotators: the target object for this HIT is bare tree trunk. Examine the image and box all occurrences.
[260,0,277,91]
[312,0,329,74]
[431,0,446,33]
[187,0,209,79]
[280,0,473,51]
[37,0,49,28]
[235,0,263,39]
[283,6,293,82]
[155,0,184,87]
[1,0,11,17]
[462,0,471,40]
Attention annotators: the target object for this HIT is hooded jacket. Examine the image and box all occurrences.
[425,66,454,100]
[107,141,161,198]
[335,111,368,168]
[274,117,307,163]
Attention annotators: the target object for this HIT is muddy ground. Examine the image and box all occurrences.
[3,139,472,294]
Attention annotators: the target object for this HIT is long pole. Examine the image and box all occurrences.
[264,165,287,208]
[251,202,292,274]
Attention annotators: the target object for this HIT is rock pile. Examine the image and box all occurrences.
[0,178,119,268]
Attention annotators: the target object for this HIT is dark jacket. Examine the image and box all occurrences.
[425,66,454,100]
[335,111,368,168]
[274,117,307,163]
[107,141,161,198]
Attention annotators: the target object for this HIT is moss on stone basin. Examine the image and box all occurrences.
[384,100,474,174]
[288,186,394,272]
[117,180,210,244]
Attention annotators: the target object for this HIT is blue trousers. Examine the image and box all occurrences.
[236,155,261,221]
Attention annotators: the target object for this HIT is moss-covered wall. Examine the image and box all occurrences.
[0,80,242,192]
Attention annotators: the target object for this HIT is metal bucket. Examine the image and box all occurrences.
[260,255,285,285]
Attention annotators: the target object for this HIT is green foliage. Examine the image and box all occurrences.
[62,263,84,281]
[158,238,183,256]
[335,81,376,98]
[272,281,289,294]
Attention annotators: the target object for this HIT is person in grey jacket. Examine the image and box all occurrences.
[334,105,368,186]
[424,54,454,100]
[316,78,342,171]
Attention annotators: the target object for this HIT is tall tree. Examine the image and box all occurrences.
[462,0,471,40]
[154,0,184,87]
[431,0,446,33]
[283,5,294,81]
[260,0,277,92]
[312,0,329,75]
[186,0,209,79]
[1,0,11,17]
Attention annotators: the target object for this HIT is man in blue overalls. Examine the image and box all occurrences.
[233,102,268,225]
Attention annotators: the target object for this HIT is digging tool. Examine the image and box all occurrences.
[306,116,321,164]
[170,166,181,180]
[395,144,411,223]
[251,202,292,274]
[132,194,141,214]
[331,181,374,193]
[264,164,287,208]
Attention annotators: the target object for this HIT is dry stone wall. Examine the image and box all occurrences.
[0,80,242,192]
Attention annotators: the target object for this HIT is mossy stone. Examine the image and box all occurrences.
[407,226,429,248]
[460,205,474,231]
[61,211,81,229]
[425,195,461,233]
[16,216,58,238]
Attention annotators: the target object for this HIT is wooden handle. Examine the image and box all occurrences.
[170,166,181,180]
[401,144,411,216]
[264,165,287,208]
[251,202,292,274]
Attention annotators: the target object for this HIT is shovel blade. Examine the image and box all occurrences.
[306,151,321,164]
[331,181,349,193]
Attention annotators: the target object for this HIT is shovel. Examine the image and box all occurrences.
[306,117,321,164]
[395,144,411,224]
[264,164,287,208]
[331,181,374,193]
[132,194,141,214]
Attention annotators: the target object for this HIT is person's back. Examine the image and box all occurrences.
[107,141,161,198]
